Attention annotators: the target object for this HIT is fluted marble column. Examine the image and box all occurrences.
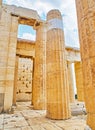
[46,9,71,119]
[67,62,75,103]
[75,62,84,101]
[32,22,46,110]
[76,0,95,129]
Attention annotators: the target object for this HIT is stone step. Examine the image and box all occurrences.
[70,102,87,116]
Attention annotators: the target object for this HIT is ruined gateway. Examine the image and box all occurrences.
[0,0,95,129]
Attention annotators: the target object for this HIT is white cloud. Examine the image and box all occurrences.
[4,0,79,48]
[18,33,36,41]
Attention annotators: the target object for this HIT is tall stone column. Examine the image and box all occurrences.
[0,10,18,112]
[46,10,71,119]
[31,58,34,105]
[67,62,75,103]
[76,0,95,129]
[75,62,84,101]
[32,22,46,110]
[13,56,19,105]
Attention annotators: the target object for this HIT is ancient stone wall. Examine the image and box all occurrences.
[16,39,35,58]
[16,58,33,101]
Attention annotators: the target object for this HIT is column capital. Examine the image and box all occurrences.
[67,61,73,64]
[33,20,47,30]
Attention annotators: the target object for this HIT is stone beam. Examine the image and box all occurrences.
[16,39,35,58]
[65,47,81,62]
[3,4,42,26]
[16,39,81,62]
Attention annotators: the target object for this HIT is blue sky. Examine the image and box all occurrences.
[3,0,79,48]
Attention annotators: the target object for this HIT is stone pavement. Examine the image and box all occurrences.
[0,102,87,130]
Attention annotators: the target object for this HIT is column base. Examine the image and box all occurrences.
[46,103,71,120]
[46,115,71,120]
[84,125,92,130]
[33,102,46,110]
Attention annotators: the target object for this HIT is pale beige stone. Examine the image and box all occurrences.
[16,39,80,62]
[1,102,87,130]
[0,1,93,128]
[65,47,80,62]
[16,39,35,58]
[0,11,19,111]
[16,58,33,102]
[3,4,41,26]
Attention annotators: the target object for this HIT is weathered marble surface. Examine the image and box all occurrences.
[0,102,87,130]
